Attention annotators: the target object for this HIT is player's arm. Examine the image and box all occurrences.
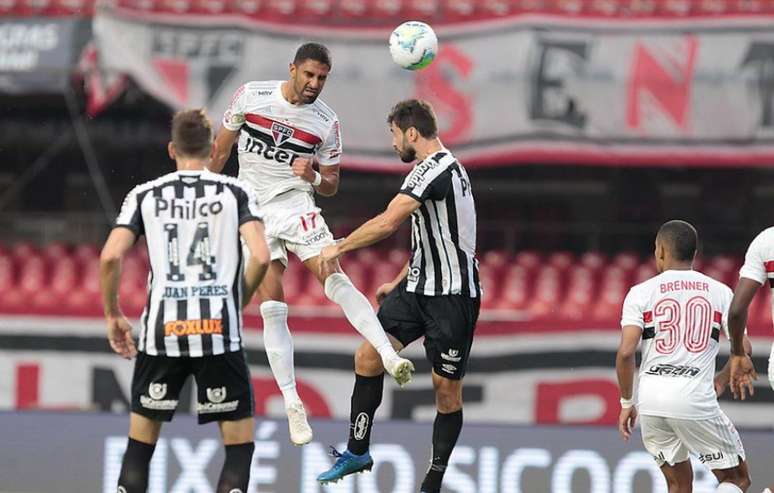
[322,193,420,263]
[210,128,239,173]
[291,159,339,197]
[616,325,641,440]
[99,227,138,359]
[239,220,270,308]
[727,278,761,399]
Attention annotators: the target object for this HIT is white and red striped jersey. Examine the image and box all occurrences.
[621,270,733,419]
[222,80,341,205]
[740,227,774,319]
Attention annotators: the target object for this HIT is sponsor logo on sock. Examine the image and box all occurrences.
[354,412,369,440]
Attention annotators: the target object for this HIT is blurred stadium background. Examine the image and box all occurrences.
[2,0,774,491]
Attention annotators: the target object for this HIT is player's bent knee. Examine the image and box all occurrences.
[355,342,383,375]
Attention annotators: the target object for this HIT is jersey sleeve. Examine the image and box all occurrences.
[114,186,144,236]
[739,230,769,285]
[232,182,262,225]
[399,164,451,202]
[316,119,342,166]
[620,287,645,329]
[222,84,248,131]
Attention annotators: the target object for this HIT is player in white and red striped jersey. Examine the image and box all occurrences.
[209,42,413,446]
[617,220,752,493]
[728,226,774,493]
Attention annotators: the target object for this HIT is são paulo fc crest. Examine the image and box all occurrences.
[207,387,227,403]
[148,382,167,400]
[271,121,294,146]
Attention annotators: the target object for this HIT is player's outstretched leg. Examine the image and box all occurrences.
[261,300,312,446]
[317,343,384,484]
[323,271,414,386]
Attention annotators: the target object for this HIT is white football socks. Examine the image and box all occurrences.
[260,301,301,408]
[324,272,398,361]
[715,483,743,493]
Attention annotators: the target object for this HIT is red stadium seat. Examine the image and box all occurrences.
[579,251,607,272]
[513,250,541,271]
[611,252,640,272]
[546,251,574,270]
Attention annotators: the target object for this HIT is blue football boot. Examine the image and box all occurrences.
[316,446,374,484]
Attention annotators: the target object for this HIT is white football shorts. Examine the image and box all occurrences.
[244,189,335,266]
[640,411,745,470]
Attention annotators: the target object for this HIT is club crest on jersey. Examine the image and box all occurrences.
[271,122,294,146]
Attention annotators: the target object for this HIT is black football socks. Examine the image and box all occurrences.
[420,409,463,493]
[117,437,156,493]
[216,442,255,493]
[346,373,385,455]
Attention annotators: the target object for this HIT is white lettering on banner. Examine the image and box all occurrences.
[102,437,167,493]
[0,23,58,50]
[477,447,499,493]
[501,448,552,493]
[0,51,37,71]
[444,446,476,492]
[360,444,414,493]
[552,450,610,493]
[169,438,219,493]
[248,421,280,492]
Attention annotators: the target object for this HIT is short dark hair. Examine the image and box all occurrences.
[171,109,212,158]
[293,42,332,68]
[657,220,698,261]
[386,99,438,138]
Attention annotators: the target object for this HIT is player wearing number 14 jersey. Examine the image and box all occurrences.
[616,220,751,493]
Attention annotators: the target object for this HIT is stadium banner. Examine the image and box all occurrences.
[0,17,90,94]
[1,316,773,429]
[2,411,774,493]
[88,10,774,169]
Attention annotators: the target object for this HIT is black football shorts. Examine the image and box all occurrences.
[378,280,480,380]
[131,350,254,424]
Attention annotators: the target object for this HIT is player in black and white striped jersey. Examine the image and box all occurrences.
[100,109,270,493]
[316,99,480,492]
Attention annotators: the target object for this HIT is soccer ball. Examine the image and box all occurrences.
[389,21,438,70]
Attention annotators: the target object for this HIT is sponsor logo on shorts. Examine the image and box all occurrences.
[440,363,458,374]
[206,387,227,404]
[140,383,178,411]
[353,412,369,440]
[442,349,462,362]
[653,451,665,463]
[164,319,223,337]
[197,386,239,414]
[698,451,724,464]
[408,267,421,282]
[149,382,167,400]
[644,364,700,377]
[303,229,329,246]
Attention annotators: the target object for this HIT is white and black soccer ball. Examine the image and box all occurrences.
[389,21,438,70]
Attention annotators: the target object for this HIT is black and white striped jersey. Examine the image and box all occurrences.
[399,150,480,298]
[114,169,262,357]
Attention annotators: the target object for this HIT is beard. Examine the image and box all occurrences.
[398,145,416,163]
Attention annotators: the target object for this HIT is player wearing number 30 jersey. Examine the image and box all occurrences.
[617,220,751,493]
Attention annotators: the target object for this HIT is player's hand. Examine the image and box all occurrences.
[291,157,317,183]
[729,354,757,400]
[318,244,341,275]
[107,314,137,359]
[376,282,396,304]
[618,406,638,441]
